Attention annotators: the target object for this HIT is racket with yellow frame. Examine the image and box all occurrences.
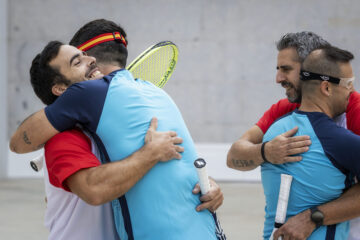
[126,41,178,88]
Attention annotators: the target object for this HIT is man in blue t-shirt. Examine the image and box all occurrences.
[10,19,225,240]
[262,45,360,239]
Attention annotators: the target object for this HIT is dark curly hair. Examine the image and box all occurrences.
[30,41,71,105]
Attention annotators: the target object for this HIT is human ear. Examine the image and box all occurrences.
[51,83,67,96]
[320,81,331,97]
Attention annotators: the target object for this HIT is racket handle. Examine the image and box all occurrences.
[270,174,293,240]
[30,155,44,172]
[275,174,293,223]
[194,158,211,194]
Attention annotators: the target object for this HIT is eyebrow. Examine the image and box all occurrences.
[69,53,80,66]
[277,65,293,70]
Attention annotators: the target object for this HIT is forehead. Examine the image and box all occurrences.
[277,48,300,65]
[49,45,81,69]
[339,62,354,78]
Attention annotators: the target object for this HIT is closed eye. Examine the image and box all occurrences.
[277,66,292,72]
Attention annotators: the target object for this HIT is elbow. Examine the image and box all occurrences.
[9,141,16,153]
[84,196,106,206]
[226,151,235,169]
[226,144,237,169]
[78,190,107,206]
[9,135,21,153]
[9,131,30,154]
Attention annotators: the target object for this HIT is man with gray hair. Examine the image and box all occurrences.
[227,32,360,239]
[262,45,358,239]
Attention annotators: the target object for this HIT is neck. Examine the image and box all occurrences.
[98,63,123,75]
[298,96,334,118]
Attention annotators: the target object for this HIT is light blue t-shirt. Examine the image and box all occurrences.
[45,70,224,240]
[262,110,360,240]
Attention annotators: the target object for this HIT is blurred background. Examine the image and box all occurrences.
[1,0,360,239]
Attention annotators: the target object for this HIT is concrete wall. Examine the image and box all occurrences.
[7,0,360,143]
[1,0,8,178]
[5,0,360,177]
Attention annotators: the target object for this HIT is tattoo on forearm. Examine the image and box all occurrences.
[23,131,31,145]
[231,158,255,168]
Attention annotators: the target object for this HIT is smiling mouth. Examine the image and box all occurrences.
[281,82,292,89]
[87,68,102,79]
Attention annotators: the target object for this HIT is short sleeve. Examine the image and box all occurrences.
[307,113,360,180]
[44,79,109,133]
[256,98,299,133]
[45,129,101,192]
[325,129,360,179]
[346,91,360,135]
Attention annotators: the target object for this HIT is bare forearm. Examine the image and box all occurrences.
[227,125,310,171]
[68,144,158,205]
[275,183,360,239]
[226,139,263,171]
[10,109,58,153]
[67,117,183,205]
[227,125,264,171]
[319,183,360,225]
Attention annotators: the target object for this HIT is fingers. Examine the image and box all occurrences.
[273,229,280,239]
[200,183,220,202]
[175,145,184,153]
[283,235,290,240]
[288,139,311,148]
[285,138,311,156]
[168,130,177,137]
[192,183,200,194]
[282,156,302,163]
[282,126,299,137]
[288,135,311,142]
[196,180,223,212]
[172,136,183,145]
[210,200,222,212]
[148,117,158,131]
[196,201,213,212]
[196,194,223,212]
[286,147,309,156]
[173,152,182,160]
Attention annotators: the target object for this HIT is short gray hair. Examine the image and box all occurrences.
[276,31,330,63]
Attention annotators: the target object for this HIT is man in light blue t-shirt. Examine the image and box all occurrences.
[262,46,359,240]
[11,19,225,240]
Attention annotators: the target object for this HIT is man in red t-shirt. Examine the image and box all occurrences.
[227,31,360,239]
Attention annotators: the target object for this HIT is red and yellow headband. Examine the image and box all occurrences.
[77,32,127,51]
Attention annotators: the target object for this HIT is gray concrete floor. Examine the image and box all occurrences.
[0,179,265,239]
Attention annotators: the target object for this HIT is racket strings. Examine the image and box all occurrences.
[130,45,175,87]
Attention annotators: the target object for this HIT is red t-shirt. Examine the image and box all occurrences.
[346,91,360,135]
[256,91,360,135]
[44,129,100,191]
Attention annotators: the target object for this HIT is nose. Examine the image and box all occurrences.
[349,82,355,93]
[276,70,285,84]
[86,55,96,66]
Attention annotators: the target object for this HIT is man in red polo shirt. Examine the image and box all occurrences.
[227,32,360,239]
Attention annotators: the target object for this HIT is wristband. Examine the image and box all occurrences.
[261,141,269,163]
[310,206,324,228]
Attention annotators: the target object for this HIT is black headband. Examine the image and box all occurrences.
[300,70,340,84]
